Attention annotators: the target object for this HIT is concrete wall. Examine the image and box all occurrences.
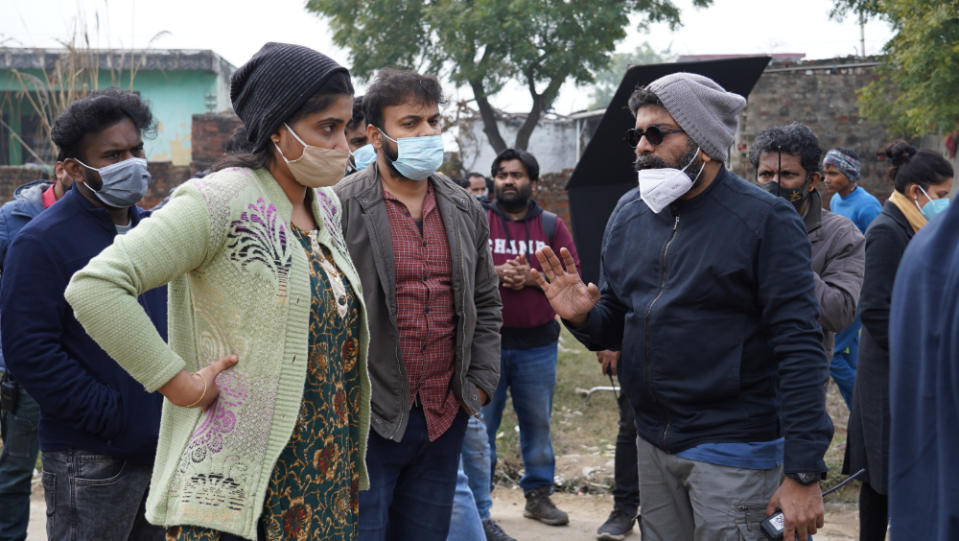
[460,116,581,176]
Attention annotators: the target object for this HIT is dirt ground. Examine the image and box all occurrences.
[490,487,860,541]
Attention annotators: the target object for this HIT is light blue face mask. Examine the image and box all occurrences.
[76,156,151,208]
[916,185,950,221]
[350,143,377,172]
[377,128,444,181]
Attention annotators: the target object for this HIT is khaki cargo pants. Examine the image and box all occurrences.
[636,436,782,540]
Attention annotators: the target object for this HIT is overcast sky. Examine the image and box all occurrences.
[3,0,895,114]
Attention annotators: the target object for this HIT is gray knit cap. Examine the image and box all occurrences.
[231,42,351,153]
[647,73,746,162]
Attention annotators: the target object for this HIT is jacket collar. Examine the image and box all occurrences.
[487,199,544,222]
[65,186,148,233]
[10,180,51,218]
[803,190,823,234]
[670,165,729,214]
[354,164,470,214]
[882,199,916,239]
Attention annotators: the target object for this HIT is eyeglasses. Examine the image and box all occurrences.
[625,126,684,147]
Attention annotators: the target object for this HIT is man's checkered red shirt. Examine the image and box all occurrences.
[383,184,459,441]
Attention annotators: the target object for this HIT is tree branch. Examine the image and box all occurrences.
[469,78,508,154]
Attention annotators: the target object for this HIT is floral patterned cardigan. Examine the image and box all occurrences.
[65,167,371,540]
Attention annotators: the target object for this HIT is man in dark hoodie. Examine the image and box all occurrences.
[482,147,579,526]
[0,88,166,541]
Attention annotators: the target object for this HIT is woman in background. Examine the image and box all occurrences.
[844,140,953,541]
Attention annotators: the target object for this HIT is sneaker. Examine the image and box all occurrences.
[523,486,569,526]
[482,518,517,541]
[596,509,637,540]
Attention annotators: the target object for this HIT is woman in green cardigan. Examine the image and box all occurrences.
[66,43,371,541]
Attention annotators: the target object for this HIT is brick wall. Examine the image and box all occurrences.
[191,113,244,172]
[731,58,899,204]
[537,169,573,232]
[0,166,49,202]
[141,161,192,209]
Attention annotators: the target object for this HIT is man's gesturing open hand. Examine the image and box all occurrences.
[531,246,600,326]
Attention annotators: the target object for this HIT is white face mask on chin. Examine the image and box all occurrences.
[637,147,705,213]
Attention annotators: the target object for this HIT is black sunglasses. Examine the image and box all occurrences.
[625,126,684,147]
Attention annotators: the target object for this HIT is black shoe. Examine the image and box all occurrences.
[523,486,569,526]
[482,518,517,541]
[596,509,637,540]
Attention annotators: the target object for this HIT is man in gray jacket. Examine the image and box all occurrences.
[334,68,501,540]
[750,123,865,358]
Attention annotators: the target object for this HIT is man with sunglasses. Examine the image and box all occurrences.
[532,73,834,541]
[749,124,865,391]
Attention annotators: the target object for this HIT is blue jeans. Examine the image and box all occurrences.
[483,343,557,493]
[461,414,493,519]
[0,382,40,541]
[446,461,485,541]
[831,317,860,407]
[359,405,468,541]
[41,449,163,541]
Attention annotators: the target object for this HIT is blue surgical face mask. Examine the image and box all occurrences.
[377,128,444,181]
[916,185,950,220]
[76,156,151,208]
[350,143,377,172]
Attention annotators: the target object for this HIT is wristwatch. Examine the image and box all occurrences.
[786,472,823,485]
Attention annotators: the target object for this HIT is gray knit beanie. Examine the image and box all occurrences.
[647,73,746,162]
[231,42,351,153]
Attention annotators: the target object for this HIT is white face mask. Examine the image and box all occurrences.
[637,148,705,213]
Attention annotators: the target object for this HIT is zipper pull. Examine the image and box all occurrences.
[672,215,680,232]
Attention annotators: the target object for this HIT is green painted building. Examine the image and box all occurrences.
[0,48,235,166]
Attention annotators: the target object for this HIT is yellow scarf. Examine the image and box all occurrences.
[887,190,927,234]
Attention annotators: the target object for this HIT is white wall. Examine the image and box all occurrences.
[458,115,582,176]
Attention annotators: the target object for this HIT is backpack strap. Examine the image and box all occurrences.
[542,210,557,245]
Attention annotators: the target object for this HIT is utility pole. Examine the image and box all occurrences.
[859,8,866,57]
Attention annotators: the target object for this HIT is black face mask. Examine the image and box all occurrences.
[762,179,808,212]
[760,148,811,213]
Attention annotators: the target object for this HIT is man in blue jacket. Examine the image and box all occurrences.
[0,88,166,541]
[532,73,833,541]
[0,161,72,541]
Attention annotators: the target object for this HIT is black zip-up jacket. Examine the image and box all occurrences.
[567,167,833,474]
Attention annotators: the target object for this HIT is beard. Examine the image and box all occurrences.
[633,140,703,182]
[380,137,405,179]
[495,183,532,213]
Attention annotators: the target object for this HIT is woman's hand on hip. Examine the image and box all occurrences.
[159,354,239,410]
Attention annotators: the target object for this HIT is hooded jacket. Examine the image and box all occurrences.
[0,180,52,372]
[486,199,578,349]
